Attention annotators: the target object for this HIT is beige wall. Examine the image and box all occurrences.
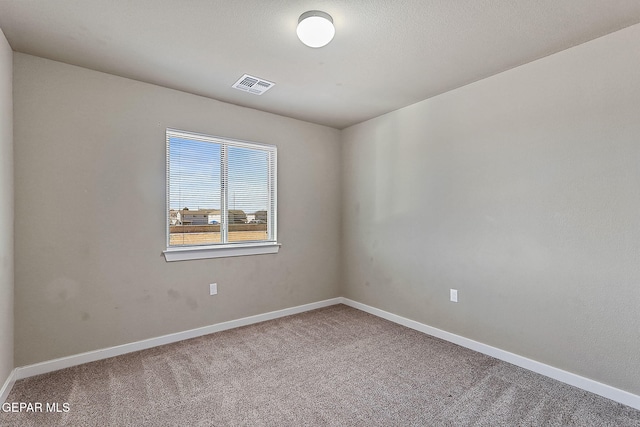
[13,53,342,366]
[342,23,640,395]
[0,29,13,388]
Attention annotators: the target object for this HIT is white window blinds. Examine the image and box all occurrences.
[167,129,277,248]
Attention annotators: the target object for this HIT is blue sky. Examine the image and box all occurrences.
[169,136,269,213]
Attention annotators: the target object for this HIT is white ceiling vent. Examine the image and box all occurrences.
[232,74,275,95]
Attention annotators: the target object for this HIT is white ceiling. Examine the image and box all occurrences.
[1,1,639,129]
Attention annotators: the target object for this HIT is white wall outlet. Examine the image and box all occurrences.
[209,283,218,295]
[450,289,458,303]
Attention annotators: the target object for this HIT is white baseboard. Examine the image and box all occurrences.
[0,368,17,404]
[339,297,640,411]
[15,297,342,381]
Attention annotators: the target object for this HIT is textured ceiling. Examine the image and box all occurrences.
[1,1,639,129]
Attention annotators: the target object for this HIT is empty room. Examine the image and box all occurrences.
[1,1,639,425]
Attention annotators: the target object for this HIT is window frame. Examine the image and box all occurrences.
[163,129,279,262]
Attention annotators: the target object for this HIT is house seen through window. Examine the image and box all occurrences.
[166,129,277,250]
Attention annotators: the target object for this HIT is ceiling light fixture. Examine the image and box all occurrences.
[296,10,335,48]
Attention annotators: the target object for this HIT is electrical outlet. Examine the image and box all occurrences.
[210,283,218,295]
[450,289,458,303]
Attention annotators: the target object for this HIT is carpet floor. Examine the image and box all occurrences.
[1,304,639,426]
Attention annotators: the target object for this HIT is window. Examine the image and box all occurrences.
[164,129,278,261]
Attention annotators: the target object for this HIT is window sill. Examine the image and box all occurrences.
[163,242,280,262]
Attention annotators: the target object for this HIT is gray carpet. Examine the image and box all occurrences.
[1,304,639,426]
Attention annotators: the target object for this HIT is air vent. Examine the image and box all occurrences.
[232,74,275,95]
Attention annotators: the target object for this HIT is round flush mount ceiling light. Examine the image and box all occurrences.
[297,10,335,48]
